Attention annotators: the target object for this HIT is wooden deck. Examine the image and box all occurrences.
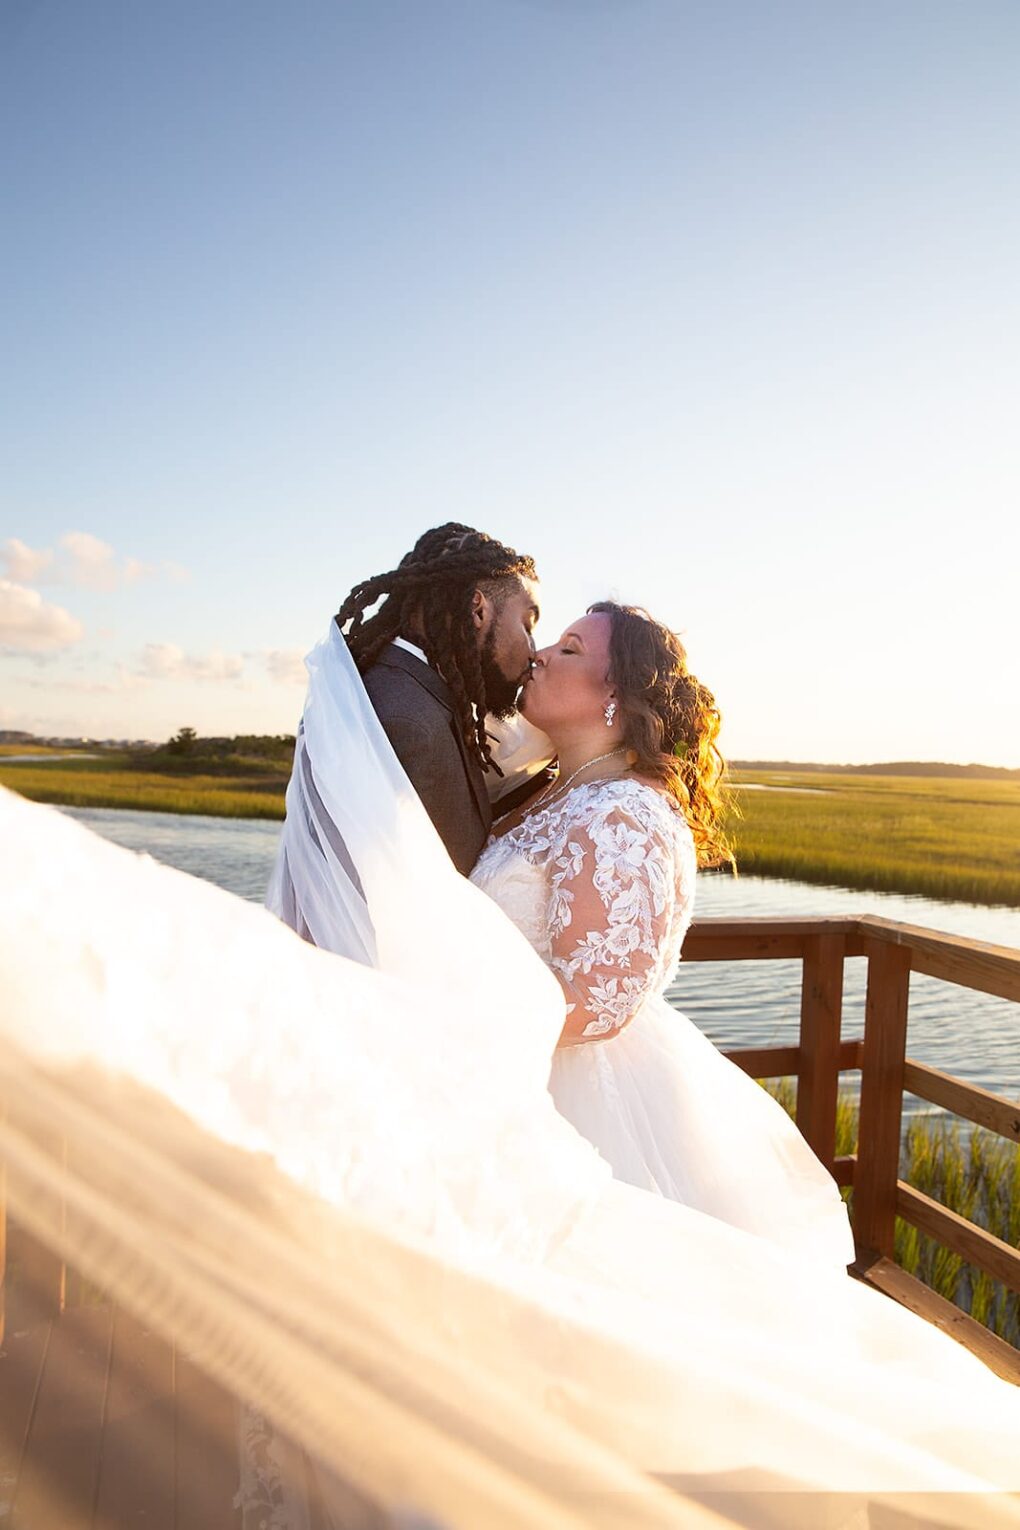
[0,1295,240,1530]
[1,912,1017,1523]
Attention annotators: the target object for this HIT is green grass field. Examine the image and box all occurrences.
[3,754,1019,905]
[728,770,1020,907]
[0,755,288,820]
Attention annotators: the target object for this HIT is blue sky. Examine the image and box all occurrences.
[2,0,1018,763]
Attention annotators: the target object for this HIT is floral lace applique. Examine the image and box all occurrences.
[497,780,696,1042]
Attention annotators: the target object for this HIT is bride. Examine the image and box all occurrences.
[1,606,1020,1527]
[471,602,854,1266]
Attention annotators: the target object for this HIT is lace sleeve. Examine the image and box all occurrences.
[545,801,681,1046]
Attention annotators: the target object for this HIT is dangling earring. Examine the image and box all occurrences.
[604,701,617,728]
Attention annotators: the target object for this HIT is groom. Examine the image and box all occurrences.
[334,523,542,874]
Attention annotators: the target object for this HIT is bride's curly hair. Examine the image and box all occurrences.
[589,602,735,870]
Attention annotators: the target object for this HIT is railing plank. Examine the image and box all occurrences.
[896,1182,1020,1296]
[796,933,846,1168]
[853,1255,1020,1385]
[688,917,861,939]
[722,1045,801,1077]
[852,940,911,1258]
[684,933,808,961]
[833,1154,856,1187]
[903,1060,1020,1145]
[857,915,1020,1004]
[722,1039,862,1080]
[683,917,859,963]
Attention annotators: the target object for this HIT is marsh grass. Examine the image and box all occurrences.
[766,1079,1020,1347]
[730,772,1020,906]
[0,764,287,820]
[896,1116,1020,1345]
[5,756,1020,910]
[0,742,71,756]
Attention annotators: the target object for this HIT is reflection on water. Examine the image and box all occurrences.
[63,805,1020,1109]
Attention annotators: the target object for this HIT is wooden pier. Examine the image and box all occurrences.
[0,913,1017,1525]
[689,913,1020,1382]
[0,1301,240,1529]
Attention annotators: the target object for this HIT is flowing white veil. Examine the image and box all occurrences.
[265,622,563,1054]
[1,623,1020,1527]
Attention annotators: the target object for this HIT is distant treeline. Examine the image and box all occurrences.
[134,728,296,776]
[732,760,1020,781]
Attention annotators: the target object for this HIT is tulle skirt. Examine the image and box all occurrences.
[550,993,856,1269]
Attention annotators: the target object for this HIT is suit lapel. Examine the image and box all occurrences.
[375,645,492,830]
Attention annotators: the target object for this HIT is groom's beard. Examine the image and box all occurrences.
[480,627,525,719]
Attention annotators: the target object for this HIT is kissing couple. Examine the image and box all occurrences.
[250,521,1020,1516]
[270,520,854,1247]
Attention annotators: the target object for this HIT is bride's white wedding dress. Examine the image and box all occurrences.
[1,623,1019,1528]
[471,778,855,1268]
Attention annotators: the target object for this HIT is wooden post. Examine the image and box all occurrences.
[795,932,845,1169]
[853,939,911,1260]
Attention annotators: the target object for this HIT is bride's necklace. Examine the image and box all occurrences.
[532,748,628,812]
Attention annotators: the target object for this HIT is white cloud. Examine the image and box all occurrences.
[1,538,54,584]
[0,580,84,653]
[262,648,307,685]
[139,643,244,683]
[2,532,185,591]
[24,666,148,696]
[122,555,151,584]
[58,531,150,591]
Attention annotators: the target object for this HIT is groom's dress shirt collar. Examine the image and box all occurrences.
[393,635,430,667]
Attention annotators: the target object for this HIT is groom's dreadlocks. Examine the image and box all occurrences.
[335,524,537,773]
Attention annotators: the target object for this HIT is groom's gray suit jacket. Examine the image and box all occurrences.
[362,642,493,875]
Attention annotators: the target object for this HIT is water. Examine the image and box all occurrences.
[66,805,281,903]
[676,873,1020,1114]
[3,752,103,762]
[64,805,1020,1113]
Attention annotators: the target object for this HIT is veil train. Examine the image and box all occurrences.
[0,625,1019,1526]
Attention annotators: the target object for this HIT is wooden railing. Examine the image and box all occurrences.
[1,915,1018,1379]
[684,913,1020,1381]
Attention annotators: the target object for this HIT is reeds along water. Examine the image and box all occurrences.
[896,1118,1020,1345]
[766,1081,1020,1348]
[0,764,287,820]
[728,773,1020,907]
